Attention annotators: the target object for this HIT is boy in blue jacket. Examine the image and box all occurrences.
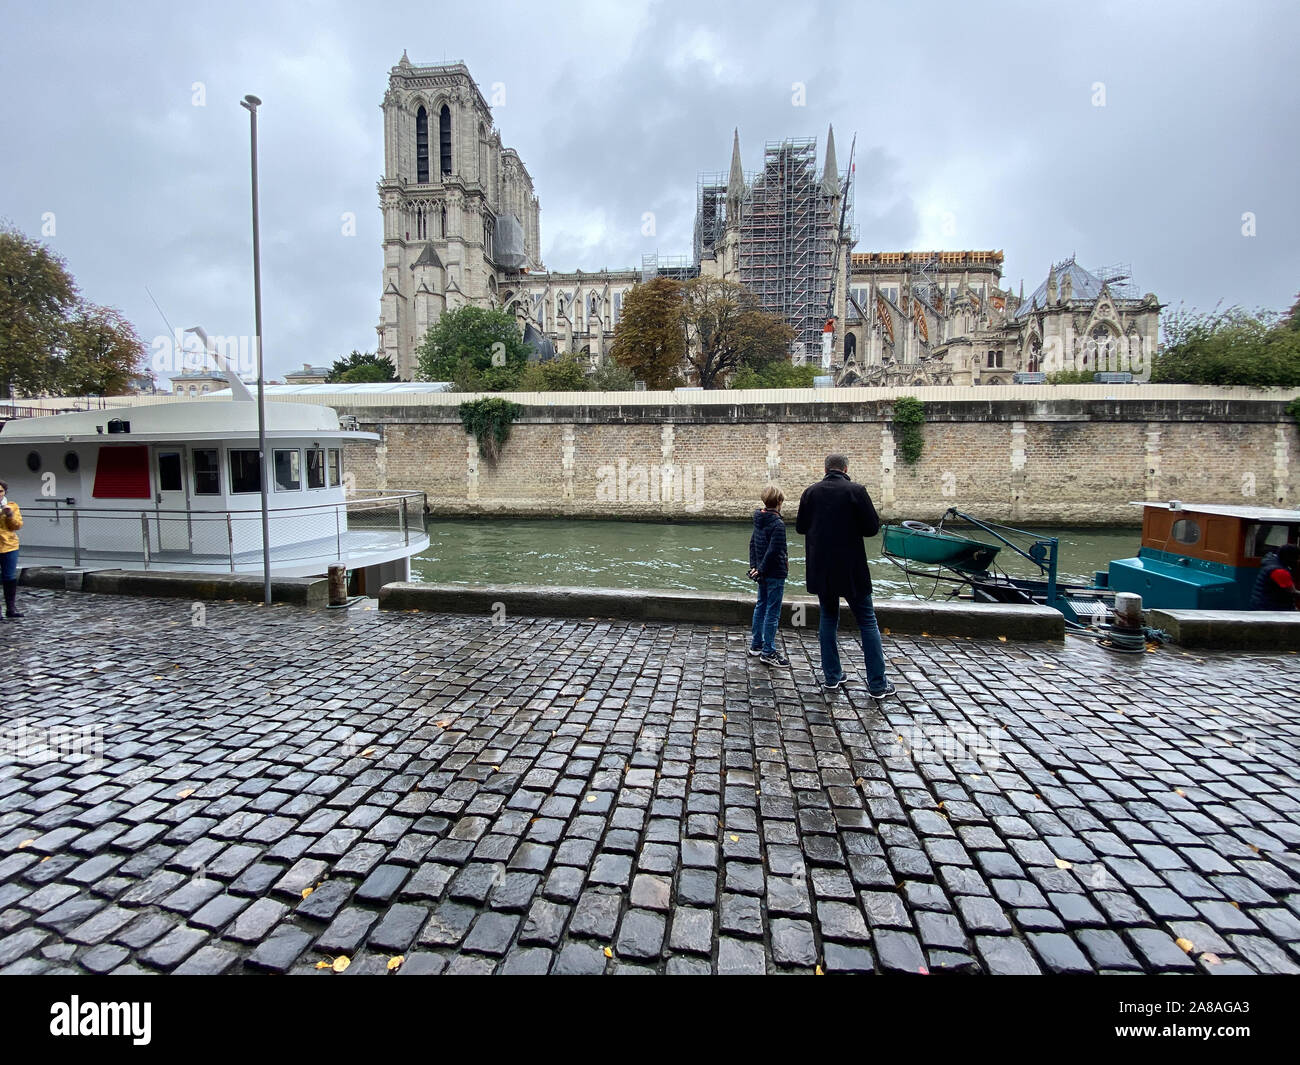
[748,485,789,665]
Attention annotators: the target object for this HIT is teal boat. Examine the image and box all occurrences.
[882,521,1000,573]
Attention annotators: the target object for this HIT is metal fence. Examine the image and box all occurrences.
[17,489,427,571]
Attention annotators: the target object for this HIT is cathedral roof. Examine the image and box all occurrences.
[523,321,556,363]
[411,244,443,269]
[1015,258,1106,318]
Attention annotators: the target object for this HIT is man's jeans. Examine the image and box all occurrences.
[817,590,888,692]
[751,578,785,654]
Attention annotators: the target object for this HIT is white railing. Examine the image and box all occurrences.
[19,489,427,571]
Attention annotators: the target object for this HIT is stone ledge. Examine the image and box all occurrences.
[19,566,328,607]
[378,582,1065,641]
[1148,608,1300,650]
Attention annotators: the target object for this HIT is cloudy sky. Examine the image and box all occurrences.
[2,0,1297,381]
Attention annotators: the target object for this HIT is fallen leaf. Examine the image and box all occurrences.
[491,765,501,772]
[1175,937,1194,953]
[815,964,824,975]
[882,628,891,636]
[1174,788,1186,797]
[39,856,49,863]
[1054,858,1073,870]
[603,947,613,958]
[332,955,350,973]
[361,748,375,757]
[997,636,1007,643]
[1200,952,1222,966]
[920,631,929,637]
[387,955,404,971]
[586,795,597,803]
[315,960,331,970]
[177,788,195,799]
[18,839,34,849]
[1229,900,1240,909]
[301,887,314,899]
[730,834,739,842]
[1248,844,1260,854]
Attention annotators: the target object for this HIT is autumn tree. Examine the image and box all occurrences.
[0,224,78,395]
[680,277,795,389]
[59,304,147,395]
[609,276,686,389]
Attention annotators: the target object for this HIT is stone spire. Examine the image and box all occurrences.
[726,128,744,221]
[1047,264,1058,304]
[822,124,840,198]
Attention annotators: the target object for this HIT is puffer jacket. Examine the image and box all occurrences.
[0,501,20,553]
[748,508,788,579]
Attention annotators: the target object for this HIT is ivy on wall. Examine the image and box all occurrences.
[893,396,926,465]
[459,397,521,463]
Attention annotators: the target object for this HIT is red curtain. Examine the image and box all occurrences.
[92,445,151,499]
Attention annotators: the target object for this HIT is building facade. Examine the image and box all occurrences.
[378,57,1160,385]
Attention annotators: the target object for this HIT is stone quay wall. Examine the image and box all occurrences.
[334,386,1300,526]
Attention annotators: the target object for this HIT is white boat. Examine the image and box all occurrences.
[0,380,428,592]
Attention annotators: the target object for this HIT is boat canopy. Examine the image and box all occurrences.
[1131,501,1300,523]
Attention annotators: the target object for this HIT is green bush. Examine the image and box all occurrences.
[1287,397,1300,427]
[893,396,925,465]
[459,397,521,463]
[1151,303,1300,386]
[730,362,820,389]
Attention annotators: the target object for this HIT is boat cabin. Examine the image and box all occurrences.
[0,398,428,589]
[1108,502,1300,609]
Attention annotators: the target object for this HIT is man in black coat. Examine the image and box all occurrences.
[795,453,894,697]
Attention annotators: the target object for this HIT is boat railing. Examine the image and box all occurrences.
[18,489,428,570]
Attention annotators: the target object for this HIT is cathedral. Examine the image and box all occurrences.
[377,56,1161,385]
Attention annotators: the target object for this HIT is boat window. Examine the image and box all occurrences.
[1245,522,1292,558]
[328,449,342,487]
[1170,518,1200,545]
[229,449,261,494]
[306,448,326,490]
[193,449,220,495]
[274,449,301,492]
[158,452,183,493]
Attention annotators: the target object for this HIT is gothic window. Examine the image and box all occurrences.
[439,205,446,238]
[479,124,488,186]
[613,291,623,326]
[844,332,857,361]
[439,106,452,176]
[589,293,601,328]
[556,294,565,319]
[483,215,493,261]
[415,107,429,183]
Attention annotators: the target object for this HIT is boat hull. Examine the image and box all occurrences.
[882,524,1000,572]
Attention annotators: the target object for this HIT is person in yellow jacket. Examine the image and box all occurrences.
[0,480,23,619]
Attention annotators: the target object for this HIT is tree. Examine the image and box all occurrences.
[589,359,636,391]
[59,304,146,395]
[1284,293,1300,333]
[0,224,78,395]
[730,361,820,389]
[327,350,396,383]
[681,277,795,389]
[416,306,530,390]
[609,276,686,389]
[518,353,589,392]
[1151,303,1300,387]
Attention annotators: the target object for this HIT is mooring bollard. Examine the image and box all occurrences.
[328,564,347,607]
[1113,591,1143,630]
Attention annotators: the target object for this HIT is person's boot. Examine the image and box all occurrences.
[3,580,22,619]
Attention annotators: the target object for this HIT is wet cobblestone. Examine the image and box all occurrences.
[1,589,1298,974]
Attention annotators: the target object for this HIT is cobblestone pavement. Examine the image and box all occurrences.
[1,589,1298,976]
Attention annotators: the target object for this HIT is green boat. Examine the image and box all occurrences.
[882,521,1000,572]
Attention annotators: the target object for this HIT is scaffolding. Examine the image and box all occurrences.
[641,253,698,283]
[693,172,728,264]
[735,138,841,356]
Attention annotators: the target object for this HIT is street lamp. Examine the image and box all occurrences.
[240,93,272,606]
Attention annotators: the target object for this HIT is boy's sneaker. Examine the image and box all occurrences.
[748,646,763,657]
[868,682,898,700]
[759,650,789,666]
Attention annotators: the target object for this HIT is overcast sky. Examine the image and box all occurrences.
[2,0,1297,381]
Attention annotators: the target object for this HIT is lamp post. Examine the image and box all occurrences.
[240,93,272,606]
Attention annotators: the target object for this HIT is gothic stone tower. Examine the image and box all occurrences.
[377,54,542,379]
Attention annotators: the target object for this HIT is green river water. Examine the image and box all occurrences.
[412,519,1140,597]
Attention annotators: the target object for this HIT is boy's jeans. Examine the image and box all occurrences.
[751,577,785,654]
[817,590,888,692]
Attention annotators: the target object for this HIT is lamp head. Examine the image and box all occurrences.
[241,94,262,112]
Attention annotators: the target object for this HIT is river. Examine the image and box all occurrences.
[411,518,1140,596]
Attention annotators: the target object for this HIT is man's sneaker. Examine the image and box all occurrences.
[748,646,763,657]
[868,682,898,700]
[759,651,789,666]
[823,676,846,691]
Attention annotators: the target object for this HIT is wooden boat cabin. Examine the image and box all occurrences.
[1107,502,1300,609]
